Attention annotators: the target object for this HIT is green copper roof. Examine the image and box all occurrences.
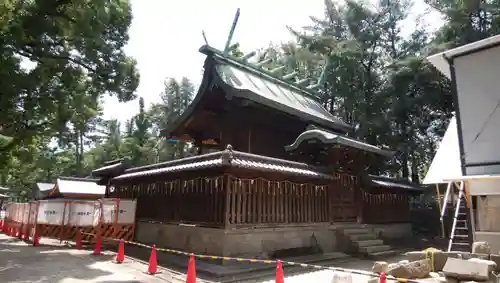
[284,128,394,157]
[199,45,352,132]
[162,45,352,138]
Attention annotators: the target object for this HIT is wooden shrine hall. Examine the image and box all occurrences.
[93,44,423,258]
[35,177,105,200]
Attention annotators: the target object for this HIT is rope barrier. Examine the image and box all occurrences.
[80,232,422,283]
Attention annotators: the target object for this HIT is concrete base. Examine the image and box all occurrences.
[336,223,413,258]
[135,221,413,258]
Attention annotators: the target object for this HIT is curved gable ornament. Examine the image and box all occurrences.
[284,128,394,158]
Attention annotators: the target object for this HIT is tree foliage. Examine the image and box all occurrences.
[2,0,500,199]
[0,0,139,155]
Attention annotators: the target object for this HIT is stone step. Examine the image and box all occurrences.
[451,242,471,251]
[343,228,372,235]
[354,239,384,247]
[348,233,378,241]
[359,245,391,254]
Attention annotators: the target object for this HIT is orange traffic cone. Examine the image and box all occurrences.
[75,230,82,250]
[32,229,39,246]
[379,272,387,283]
[275,260,284,283]
[115,239,125,263]
[92,237,102,255]
[147,244,158,274]
[186,254,196,283]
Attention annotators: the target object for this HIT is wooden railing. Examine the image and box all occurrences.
[361,191,410,224]
[225,177,329,225]
[113,173,359,227]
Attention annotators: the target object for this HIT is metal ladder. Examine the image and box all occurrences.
[440,181,472,252]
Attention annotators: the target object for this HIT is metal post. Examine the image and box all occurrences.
[435,184,445,238]
[440,182,452,221]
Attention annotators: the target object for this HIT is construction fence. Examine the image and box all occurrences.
[0,199,420,283]
[3,198,136,242]
[1,199,419,282]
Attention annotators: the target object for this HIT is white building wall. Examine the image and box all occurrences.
[454,46,500,175]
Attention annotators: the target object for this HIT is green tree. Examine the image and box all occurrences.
[149,77,195,161]
[288,0,456,181]
[0,0,139,158]
[121,97,155,166]
[427,0,500,48]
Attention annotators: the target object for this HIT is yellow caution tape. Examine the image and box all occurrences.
[79,232,422,283]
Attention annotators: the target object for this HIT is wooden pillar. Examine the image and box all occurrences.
[224,175,232,229]
[221,102,236,147]
[354,176,364,224]
[328,182,334,223]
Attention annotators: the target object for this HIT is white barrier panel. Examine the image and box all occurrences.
[36,200,66,225]
[10,204,17,222]
[7,204,14,221]
[5,204,12,221]
[22,203,30,224]
[13,203,23,222]
[101,199,137,224]
[5,204,13,221]
[28,202,37,224]
[7,198,137,227]
[68,202,96,227]
[18,203,26,223]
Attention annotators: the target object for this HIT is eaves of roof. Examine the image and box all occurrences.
[367,175,423,194]
[161,45,353,139]
[111,146,333,182]
[285,127,394,158]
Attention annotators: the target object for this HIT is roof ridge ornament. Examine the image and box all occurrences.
[223,9,241,55]
[221,144,234,164]
[199,8,330,101]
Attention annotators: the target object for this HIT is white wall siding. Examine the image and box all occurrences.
[454,46,500,175]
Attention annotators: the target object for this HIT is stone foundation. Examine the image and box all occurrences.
[368,223,413,239]
[134,221,413,257]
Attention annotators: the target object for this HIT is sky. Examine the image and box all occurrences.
[103,0,444,123]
